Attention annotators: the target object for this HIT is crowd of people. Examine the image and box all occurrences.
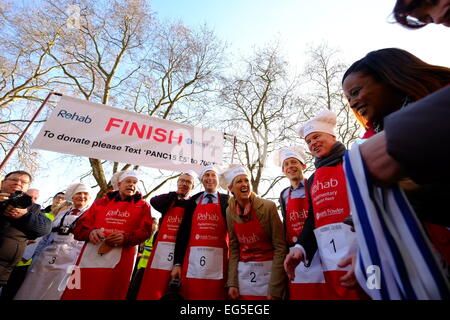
[0,0,449,300]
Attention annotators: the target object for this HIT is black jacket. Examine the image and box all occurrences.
[295,174,318,264]
[278,187,289,226]
[150,191,195,242]
[150,192,193,223]
[0,203,51,285]
[173,191,229,265]
[383,86,450,228]
[385,86,450,184]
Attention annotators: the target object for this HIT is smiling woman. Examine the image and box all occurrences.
[342,47,450,276]
[342,47,450,137]
[222,165,288,300]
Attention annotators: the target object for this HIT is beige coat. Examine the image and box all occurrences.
[226,193,288,299]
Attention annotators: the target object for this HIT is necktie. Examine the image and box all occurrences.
[70,208,80,215]
[205,194,214,204]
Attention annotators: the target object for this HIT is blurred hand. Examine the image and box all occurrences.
[89,228,105,245]
[4,206,28,219]
[0,192,10,202]
[360,132,402,187]
[105,232,125,247]
[284,247,304,281]
[171,265,182,280]
[338,254,358,288]
[228,286,240,300]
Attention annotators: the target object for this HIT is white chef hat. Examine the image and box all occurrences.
[65,183,91,201]
[181,170,198,181]
[197,165,220,182]
[273,146,306,167]
[219,165,250,190]
[110,170,140,190]
[297,109,337,138]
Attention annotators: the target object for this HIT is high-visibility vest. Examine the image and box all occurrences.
[137,236,154,270]
[16,258,32,267]
[44,211,56,222]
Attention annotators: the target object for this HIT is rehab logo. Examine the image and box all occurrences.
[57,109,92,124]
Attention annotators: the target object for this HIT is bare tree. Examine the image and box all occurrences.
[219,43,303,195]
[217,42,361,200]
[29,0,226,197]
[29,0,152,196]
[132,22,225,120]
[0,104,41,175]
[0,1,63,109]
[0,1,67,173]
[296,43,360,177]
[302,43,360,148]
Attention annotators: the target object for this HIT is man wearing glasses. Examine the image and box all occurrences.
[0,171,52,291]
[136,171,197,299]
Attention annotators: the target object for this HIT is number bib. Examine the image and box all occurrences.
[238,260,272,296]
[150,241,175,271]
[314,222,356,271]
[78,242,122,269]
[186,246,223,280]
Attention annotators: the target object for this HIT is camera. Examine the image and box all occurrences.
[58,226,71,235]
[1,191,32,209]
[168,278,181,290]
[160,278,184,300]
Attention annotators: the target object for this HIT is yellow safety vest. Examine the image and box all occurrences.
[137,236,154,270]
[44,211,56,222]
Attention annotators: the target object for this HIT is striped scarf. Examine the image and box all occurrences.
[343,143,450,300]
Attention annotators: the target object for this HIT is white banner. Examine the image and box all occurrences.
[31,96,223,172]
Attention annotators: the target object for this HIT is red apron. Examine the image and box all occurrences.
[423,222,450,268]
[286,187,328,300]
[137,203,185,300]
[180,193,228,300]
[62,199,151,300]
[233,208,274,300]
[311,164,363,300]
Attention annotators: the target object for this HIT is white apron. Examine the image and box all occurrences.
[14,207,87,300]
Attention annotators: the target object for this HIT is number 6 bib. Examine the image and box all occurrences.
[314,222,356,271]
[186,246,223,280]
